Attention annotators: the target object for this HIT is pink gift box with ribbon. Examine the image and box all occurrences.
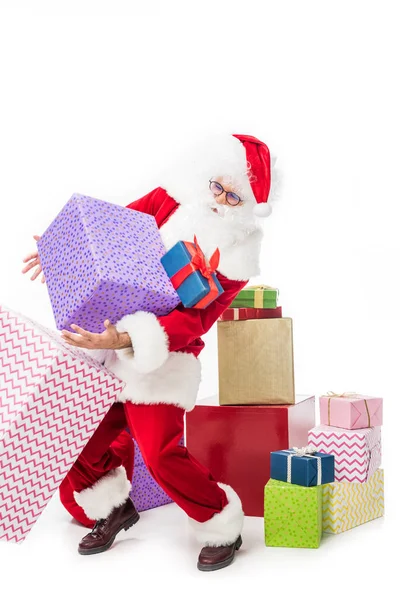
[320,393,383,430]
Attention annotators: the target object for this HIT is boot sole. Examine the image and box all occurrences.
[197,536,242,572]
[78,512,140,556]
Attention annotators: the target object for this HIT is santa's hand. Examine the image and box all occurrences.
[22,235,46,283]
[61,319,132,350]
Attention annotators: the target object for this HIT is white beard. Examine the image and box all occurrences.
[160,198,263,281]
[161,198,258,253]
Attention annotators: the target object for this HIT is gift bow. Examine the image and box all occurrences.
[325,391,371,427]
[169,236,221,309]
[191,235,220,278]
[292,446,317,456]
[283,446,322,486]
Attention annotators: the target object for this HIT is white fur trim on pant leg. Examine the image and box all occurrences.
[115,311,169,374]
[188,483,244,547]
[73,466,132,521]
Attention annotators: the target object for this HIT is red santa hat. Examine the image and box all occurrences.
[232,134,272,218]
[159,132,275,218]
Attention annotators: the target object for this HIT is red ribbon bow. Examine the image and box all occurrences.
[191,236,220,277]
[170,236,221,309]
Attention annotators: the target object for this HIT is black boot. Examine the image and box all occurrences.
[78,497,140,555]
[197,536,243,571]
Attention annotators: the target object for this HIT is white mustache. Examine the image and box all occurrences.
[208,203,231,217]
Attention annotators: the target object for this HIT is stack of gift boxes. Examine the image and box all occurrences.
[264,392,384,547]
[309,394,384,536]
[186,286,316,517]
[186,285,385,546]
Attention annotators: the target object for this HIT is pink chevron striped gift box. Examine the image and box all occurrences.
[0,305,124,543]
[308,425,381,483]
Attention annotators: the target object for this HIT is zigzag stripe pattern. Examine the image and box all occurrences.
[0,306,124,543]
[322,469,384,533]
[308,426,381,483]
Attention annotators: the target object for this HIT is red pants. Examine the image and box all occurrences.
[60,402,233,535]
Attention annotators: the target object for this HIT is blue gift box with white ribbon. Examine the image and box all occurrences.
[270,446,335,487]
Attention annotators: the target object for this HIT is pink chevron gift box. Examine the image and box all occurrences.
[319,393,383,429]
[308,425,381,483]
[0,305,124,543]
[37,194,180,334]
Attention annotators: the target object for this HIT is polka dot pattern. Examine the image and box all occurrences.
[264,478,322,548]
[129,437,185,512]
[38,194,180,333]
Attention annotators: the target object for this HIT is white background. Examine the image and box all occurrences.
[0,1,398,597]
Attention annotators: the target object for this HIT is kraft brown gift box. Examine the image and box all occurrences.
[217,317,295,405]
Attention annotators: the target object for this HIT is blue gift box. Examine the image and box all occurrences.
[160,240,223,309]
[270,449,335,487]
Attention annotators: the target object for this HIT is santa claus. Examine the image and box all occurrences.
[22,133,276,571]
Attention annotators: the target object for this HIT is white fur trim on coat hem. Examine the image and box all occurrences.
[115,311,169,374]
[106,350,201,412]
[188,483,244,546]
[73,466,131,521]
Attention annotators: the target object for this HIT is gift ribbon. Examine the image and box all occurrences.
[325,391,371,428]
[170,236,220,309]
[246,285,278,309]
[283,446,322,485]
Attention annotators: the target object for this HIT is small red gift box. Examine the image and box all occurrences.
[219,306,282,321]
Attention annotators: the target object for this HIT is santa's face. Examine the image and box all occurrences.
[209,177,243,215]
[203,173,256,231]
[160,172,261,264]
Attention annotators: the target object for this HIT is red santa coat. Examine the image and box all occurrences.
[96,187,263,411]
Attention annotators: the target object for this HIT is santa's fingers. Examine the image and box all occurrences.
[61,330,94,348]
[22,256,39,270]
[30,265,43,280]
[70,324,95,341]
[22,247,39,262]
[104,319,117,331]
[22,236,41,264]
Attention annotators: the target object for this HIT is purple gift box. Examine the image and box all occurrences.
[129,438,184,512]
[38,194,180,333]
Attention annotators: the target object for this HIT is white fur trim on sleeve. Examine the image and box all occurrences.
[188,483,244,546]
[115,311,169,374]
[73,466,131,521]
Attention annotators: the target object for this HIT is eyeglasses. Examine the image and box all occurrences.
[209,180,242,206]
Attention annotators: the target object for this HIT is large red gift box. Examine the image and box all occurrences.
[186,395,315,517]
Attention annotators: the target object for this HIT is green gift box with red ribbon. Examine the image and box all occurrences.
[160,237,223,309]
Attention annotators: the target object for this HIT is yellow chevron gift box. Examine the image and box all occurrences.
[322,469,384,534]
